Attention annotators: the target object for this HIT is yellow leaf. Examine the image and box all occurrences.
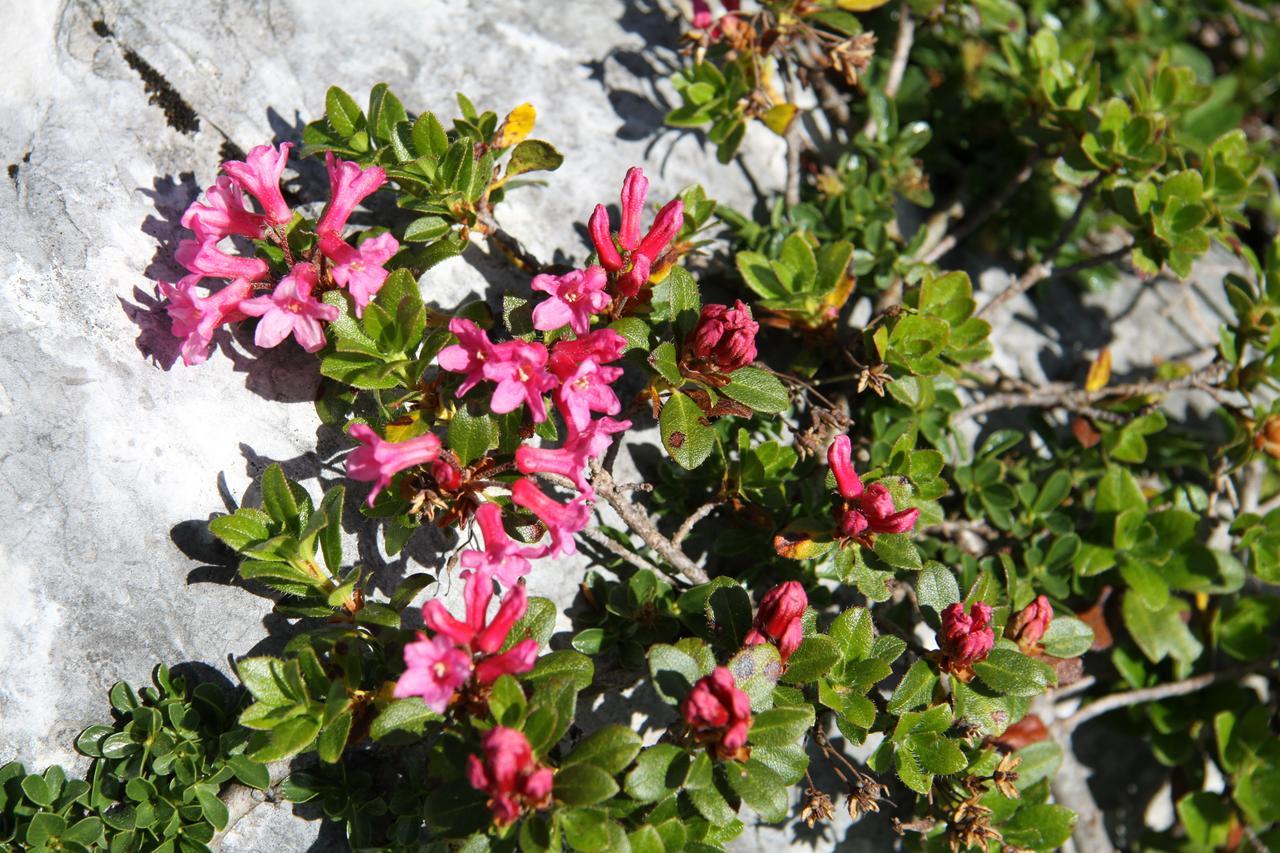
[495,102,536,149]
[384,411,430,443]
[1085,347,1112,391]
[836,0,892,10]
[759,103,798,137]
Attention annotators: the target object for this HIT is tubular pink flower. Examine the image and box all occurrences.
[618,166,649,250]
[684,300,759,373]
[743,581,807,663]
[482,340,556,423]
[393,633,472,713]
[681,667,752,759]
[515,416,630,500]
[616,252,652,298]
[322,232,400,316]
[459,503,534,588]
[827,435,863,499]
[221,142,293,225]
[180,177,266,243]
[589,205,624,272]
[160,276,252,367]
[176,238,270,282]
[827,436,919,537]
[636,198,684,260]
[344,422,442,506]
[940,602,995,667]
[421,569,537,686]
[438,318,498,397]
[317,152,387,238]
[548,329,628,381]
[530,266,611,334]
[238,263,338,353]
[467,727,552,826]
[511,478,590,557]
[692,0,714,29]
[474,639,539,684]
[554,359,623,432]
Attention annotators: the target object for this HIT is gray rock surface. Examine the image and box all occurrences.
[0,0,1240,850]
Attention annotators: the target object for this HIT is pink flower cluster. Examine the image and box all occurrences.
[589,167,684,297]
[394,566,539,713]
[683,300,759,374]
[163,144,397,365]
[827,436,920,539]
[744,580,807,663]
[681,666,752,761]
[1008,594,1054,650]
[467,727,553,825]
[691,0,741,35]
[438,323,632,562]
[939,601,995,670]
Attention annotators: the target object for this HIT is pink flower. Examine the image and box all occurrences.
[531,266,611,334]
[511,478,591,557]
[515,416,630,499]
[684,300,759,373]
[548,329,628,381]
[744,581,807,663]
[180,177,266,243]
[483,340,556,423]
[459,503,534,588]
[554,359,624,432]
[438,318,498,397]
[316,152,387,238]
[1009,595,1054,648]
[176,238,270,282]
[681,667,752,760]
[827,436,920,537]
[238,263,339,353]
[321,232,400,316]
[432,457,463,492]
[221,143,293,225]
[160,276,252,366]
[691,0,741,38]
[466,727,553,826]
[421,567,539,683]
[589,167,684,297]
[393,634,472,714]
[344,423,442,506]
[940,602,995,667]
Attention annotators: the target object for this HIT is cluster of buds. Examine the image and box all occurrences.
[680,300,760,377]
[163,145,395,365]
[1006,595,1053,652]
[827,436,920,541]
[681,667,752,761]
[744,580,807,663]
[688,0,745,45]
[589,167,684,298]
[466,727,553,826]
[394,567,539,713]
[938,601,995,678]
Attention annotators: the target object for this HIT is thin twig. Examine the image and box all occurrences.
[977,244,1132,319]
[589,460,710,584]
[918,153,1041,266]
[672,501,720,548]
[1059,656,1277,735]
[860,0,914,138]
[950,360,1228,423]
[579,526,665,577]
[1051,675,1098,701]
[783,59,803,207]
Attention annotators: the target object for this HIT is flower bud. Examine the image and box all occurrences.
[466,727,552,825]
[589,204,624,272]
[432,457,462,492]
[684,300,759,373]
[618,166,649,251]
[744,581,807,662]
[940,602,995,668]
[1008,595,1053,648]
[681,667,752,760]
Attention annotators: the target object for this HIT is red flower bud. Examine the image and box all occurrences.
[466,727,553,825]
[681,667,752,760]
[940,602,994,668]
[1008,595,1053,648]
[589,204,624,272]
[432,457,462,492]
[744,581,807,662]
[827,437,920,539]
[683,300,759,374]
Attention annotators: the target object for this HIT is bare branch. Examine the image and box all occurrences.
[861,1,914,138]
[589,460,710,584]
[918,153,1040,265]
[579,526,666,577]
[673,501,721,548]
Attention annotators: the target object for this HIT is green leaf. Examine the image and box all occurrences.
[660,392,714,470]
[208,508,272,551]
[260,464,300,529]
[1040,615,1094,658]
[1121,594,1204,664]
[650,341,683,385]
[707,582,753,647]
[905,732,967,775]
[1032,470,1072,515]
[886,659,937,713]
[325,86,363,137]
[915,562,960,612]
[21,774,53,807]
[1001,803,1077,849]
[748,706,814,747]
[316,711,352,763]
[872,532,922,569]
[227,755,270,790]
[829,607,874,661]
[25,812,65,846]
[656,266,701,337]
[780,635,840,685]
[1015,741,1063,790]
[248,716,320,762]
[369,698,442,741]
[524,650,594,691]
[565,725,643,775]
[608,317,650,352]
[194,783,230,830]
[624,744,689,802]
[236,657,290,706]
[506,139,564,176]
[726,759,788,822]
[727,642,782,712]
[721,367,789,414]
[648,643,710,704]
[553,763,619,807]
[560,808,610,852]
[448,406,497,466]
[1177,791,1234,849]
[973,649,1057,697]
